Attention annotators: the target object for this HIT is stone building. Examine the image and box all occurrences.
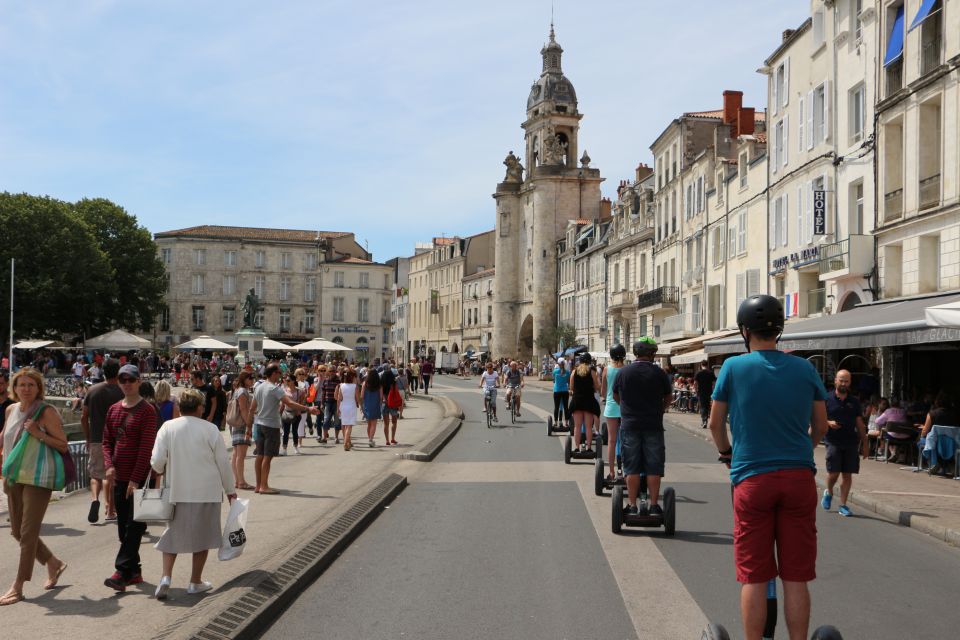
[461,268,495,356]
[492,26,604,361]
[386,256,411,363]
[153,225,392,361]
[407,232,494,358]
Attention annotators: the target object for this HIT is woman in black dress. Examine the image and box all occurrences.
[567,354,601,452]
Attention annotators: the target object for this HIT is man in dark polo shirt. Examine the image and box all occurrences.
[693,360,716,429]
[821,369,867,518]
[191,370,218,423]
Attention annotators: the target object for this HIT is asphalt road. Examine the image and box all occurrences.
[262,375,960,639]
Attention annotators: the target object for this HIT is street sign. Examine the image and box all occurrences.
[813,190,826,235]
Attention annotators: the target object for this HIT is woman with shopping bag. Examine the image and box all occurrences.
[1,368,69,605]
[149,388,236,601]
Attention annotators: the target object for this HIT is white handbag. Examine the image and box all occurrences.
[133,470,176,524]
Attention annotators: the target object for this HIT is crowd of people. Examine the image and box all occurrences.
[0,353,442,605]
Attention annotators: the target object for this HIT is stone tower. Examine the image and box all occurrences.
[492,25,604,361]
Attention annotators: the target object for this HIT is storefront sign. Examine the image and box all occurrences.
[813,190,826,235]
[771,246,820,271]
[330,326,374,334]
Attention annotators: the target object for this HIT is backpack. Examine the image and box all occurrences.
[226,389,245,428]
[306,382,318,404]
[386,384,403,410]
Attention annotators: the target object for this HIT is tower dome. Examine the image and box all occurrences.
[526,24,578,113]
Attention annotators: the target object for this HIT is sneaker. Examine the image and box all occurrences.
[294,446,301,455]
[88,500,100,523]
[187,581,213,595]
[838,505,852,517]
[649,504,664,517]
[821,490,832,511]
[279,447,287,457]
[369,438,375,448]
[104,572,126,592]
[126,573,144,586]
[155,576,171,601]
[105,512,118,522]
[625,503,638,516]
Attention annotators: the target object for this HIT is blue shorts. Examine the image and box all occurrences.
[621,428,665,477]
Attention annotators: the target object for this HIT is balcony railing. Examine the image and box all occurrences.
[922,38,942,75]
[919,174,941,210]
[661,312,703,339]
[819,239,849,275]
[610,290,635,307]
[808,287,826,315]
[884,188,903,222]
[637,286,679,310]
[885,61,903,95]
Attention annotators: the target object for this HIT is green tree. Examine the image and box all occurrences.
[536,322,578,354]
[73,198,166,332]
[0,192,113,339]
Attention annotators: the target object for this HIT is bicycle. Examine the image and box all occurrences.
[484,391,495,428]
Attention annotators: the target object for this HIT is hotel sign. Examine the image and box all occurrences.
[771,246,819,271]
[813,190,826,235]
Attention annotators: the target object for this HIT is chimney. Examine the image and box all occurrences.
[635,163,653,182]
[600,197,612,219]
[782,29,795,43]
[737,107,756,137]
[723,90,743,127]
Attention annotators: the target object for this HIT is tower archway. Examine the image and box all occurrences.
[518,315,534,362]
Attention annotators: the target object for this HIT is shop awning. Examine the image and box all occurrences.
[657,329,740,356]
[909,0,939,31]
[925,300,960,328]
[705,292,960,355]
[671,349,707,366]
[883,5,905,66]
[13,340,55,350]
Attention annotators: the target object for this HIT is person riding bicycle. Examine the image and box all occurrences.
[479,362,500,422]
[612,337,672,516]
[502,360,525,416]
[708,294,829,640]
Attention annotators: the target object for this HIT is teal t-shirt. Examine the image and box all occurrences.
[552,367,569,393]
[712,350,827,485]
[603,366,621,418]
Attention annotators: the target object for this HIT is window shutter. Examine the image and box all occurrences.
[823,79,831,141]
[747,269,760,297]
[781,195,789,247]
[798,186,804,248]
[736,272,746,303]
[772,70,779,117]
[807,90,815,150]
[783,115,789,167]
[771,127,778,174]
[719,225,725,263]
[783,58,790,107]
[739,212,748,253]
[824,173,834,237]
[805,181,814,245]
[770,200,777,249]
[798,97,804,152]
[728,224,737,259]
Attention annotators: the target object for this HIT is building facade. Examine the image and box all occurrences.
[492,26,605,361]
[461,268,495,356]
[153,225,391,361]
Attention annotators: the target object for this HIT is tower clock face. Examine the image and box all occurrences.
[531,85,541,98]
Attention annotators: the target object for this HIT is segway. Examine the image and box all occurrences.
[546,414,572,436]
[611,475,675,535]
[563,419,601,464]
[595,428,625,495]
[701,623,844,639]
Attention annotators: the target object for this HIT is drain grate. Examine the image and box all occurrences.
[158,472,406,640]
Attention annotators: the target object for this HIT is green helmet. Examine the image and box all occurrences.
[632,336,658,357]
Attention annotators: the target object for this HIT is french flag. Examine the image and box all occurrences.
[784,293,800,318]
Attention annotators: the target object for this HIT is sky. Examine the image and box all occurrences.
[0,1,809,262]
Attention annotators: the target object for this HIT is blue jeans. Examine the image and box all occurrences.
[322,400,340,434]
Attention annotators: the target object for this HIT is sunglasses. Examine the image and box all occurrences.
[118,376,139,384]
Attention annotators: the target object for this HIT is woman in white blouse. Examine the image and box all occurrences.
[149,388,236,600]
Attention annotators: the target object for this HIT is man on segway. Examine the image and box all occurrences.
[708,295,830,640]
[611,337,672,516]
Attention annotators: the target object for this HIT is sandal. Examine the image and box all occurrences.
[0,591,24,606]
[45,562,68,590]
[237,483,255,491]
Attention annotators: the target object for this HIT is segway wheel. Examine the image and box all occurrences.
[546,416,554,436]
[611,485,624,534]
[594,436,602,461]
[594,458,605,496]
[700,623,731,640]
[662,486,676,536]
[564,435,572,465]
[811,625,844,640]
[600,422,608,445]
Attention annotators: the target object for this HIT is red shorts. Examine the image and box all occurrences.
[732,468,817,584]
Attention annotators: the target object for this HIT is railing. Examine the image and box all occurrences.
[919,174,941,210]
[65,441,90,493]
[884,188,903,222]
[808,287,826,315]
[885,61,903,95]
[610,290,635,307]
[637,286,679,309]
[922,38,941,75]
[819,239,849,275]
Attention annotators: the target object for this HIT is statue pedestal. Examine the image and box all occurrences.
[235,327,267,362]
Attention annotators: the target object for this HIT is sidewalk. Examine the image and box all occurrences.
[0,393,455,640]
[663,410,960,548]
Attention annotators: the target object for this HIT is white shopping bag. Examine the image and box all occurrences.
[219,498,249,561]
[297,413,308,438]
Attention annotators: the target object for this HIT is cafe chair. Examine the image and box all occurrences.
[880,422,919,466]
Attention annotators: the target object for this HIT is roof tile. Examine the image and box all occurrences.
[154,225,351,242]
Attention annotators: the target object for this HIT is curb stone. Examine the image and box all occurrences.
[400,393,464,461]
[664,414,960,549]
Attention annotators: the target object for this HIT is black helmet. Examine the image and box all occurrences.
[609,343,626,361]
[737,295,785,332]
[578,352,593,365]
[632,336,658,357]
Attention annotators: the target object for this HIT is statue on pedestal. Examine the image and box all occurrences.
[503,151,524,183]
[241,288,261,329]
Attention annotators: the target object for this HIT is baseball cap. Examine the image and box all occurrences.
[118,364,140,379]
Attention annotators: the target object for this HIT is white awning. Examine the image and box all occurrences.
[13,340,55,350]
[175,335,237,351]
[671,349,707,366]
[85,329,151,350]
[293,338,353,351]
[657,329,739,356]
[925,300,960,328]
